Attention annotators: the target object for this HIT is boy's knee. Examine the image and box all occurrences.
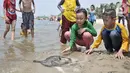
[83,32,92,38]
[110,30,119,38]
[64,31,70,37]
[64,31,70,40]
[102,30,107,36]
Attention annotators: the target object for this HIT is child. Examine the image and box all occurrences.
[57,17,62,37]
[57,0,80,45]
[19,0,35,40]
[88,5,96,25]
[118,5,125,26]
[20,23,25,36]
[57,17,62,31]
[85,9,129,59]
[62,8,97,53]
[20,23,31,36]
[2,0,20,40]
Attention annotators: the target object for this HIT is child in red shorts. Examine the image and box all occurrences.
[2,0,20,40]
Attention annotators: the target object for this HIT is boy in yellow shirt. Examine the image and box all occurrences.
[57,0,80,45]
[86,9,129,59]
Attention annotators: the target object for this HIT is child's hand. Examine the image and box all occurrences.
[78,28,86,35]
[115,49,124,59]
[61,47,71,53]
[85,48,93,54]
[32,9,35,14]
[20,8,23,12]
[5,16,9,22]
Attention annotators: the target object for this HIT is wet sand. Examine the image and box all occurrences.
[0,18,130,73]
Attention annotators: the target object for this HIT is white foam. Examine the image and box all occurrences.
[54,67,65,73]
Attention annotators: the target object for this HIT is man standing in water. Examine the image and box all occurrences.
[57,0,80,45]
[19,0,35,40]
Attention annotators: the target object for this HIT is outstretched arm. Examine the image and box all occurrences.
[32,0,35,13]
[57,0,64,12]
[15,9,21,12]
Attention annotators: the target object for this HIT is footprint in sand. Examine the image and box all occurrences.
[122,61,130,70]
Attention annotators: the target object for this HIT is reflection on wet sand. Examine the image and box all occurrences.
[13,39,35,52]
[0,19,62,73]
[0,18,130,73]
[0,39,36,73]
[3,39,35,60]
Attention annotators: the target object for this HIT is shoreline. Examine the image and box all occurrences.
[0,19,130,73]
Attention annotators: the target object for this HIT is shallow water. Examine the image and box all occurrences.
[1,18,130,73]
[0,17,63,73]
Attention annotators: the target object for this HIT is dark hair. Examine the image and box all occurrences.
[76,8,87,17]
[102,9,116,18]
[91,5,95,10]
[57,17,61,21]
[21,23,24,28]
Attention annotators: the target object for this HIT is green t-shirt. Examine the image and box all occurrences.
[69,21,97,49]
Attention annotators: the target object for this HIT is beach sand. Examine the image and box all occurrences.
[0,18,130,73]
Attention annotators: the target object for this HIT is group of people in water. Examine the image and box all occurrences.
[2,0,35,40]
[2,0,130,59]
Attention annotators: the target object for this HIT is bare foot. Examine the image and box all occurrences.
[1,36,5,40]
[30,38,34,43]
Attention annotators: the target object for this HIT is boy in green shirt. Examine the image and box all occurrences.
[62,8,97,53]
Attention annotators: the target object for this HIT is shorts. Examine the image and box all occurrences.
[6,14,17,24]
[22,12,34,30]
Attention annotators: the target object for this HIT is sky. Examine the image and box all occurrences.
[0,0,121,17]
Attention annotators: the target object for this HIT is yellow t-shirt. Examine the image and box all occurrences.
[62,0,76,22]
[91,23,129,52]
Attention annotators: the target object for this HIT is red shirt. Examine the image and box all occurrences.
[3,0,16,16]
